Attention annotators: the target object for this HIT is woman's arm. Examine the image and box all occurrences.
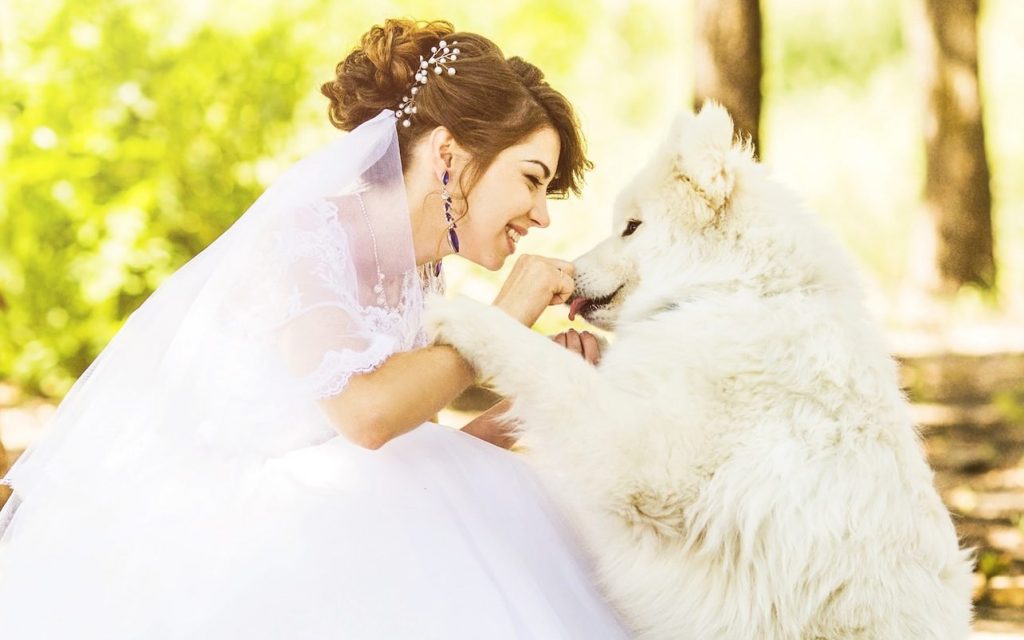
[460,399,516,449]
[316,343,475,449]
[318,328,604,450]
[315,256,588,450]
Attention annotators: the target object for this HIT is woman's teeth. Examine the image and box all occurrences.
[506,226,521,244]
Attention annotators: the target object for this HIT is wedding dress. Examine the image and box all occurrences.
[0,108,631,639]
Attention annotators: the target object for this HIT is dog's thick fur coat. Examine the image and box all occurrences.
[427,104,974,639]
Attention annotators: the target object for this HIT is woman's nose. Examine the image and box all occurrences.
[530,199,550,229]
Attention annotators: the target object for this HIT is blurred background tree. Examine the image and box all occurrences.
[906,0,995,298]
[694,0,762,156]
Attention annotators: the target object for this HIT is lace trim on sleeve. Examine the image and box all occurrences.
[309,332,398,399]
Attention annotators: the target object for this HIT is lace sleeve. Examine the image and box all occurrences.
[0,108,427,503]
[268,197,403,400]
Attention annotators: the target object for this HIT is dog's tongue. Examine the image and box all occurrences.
[568,296,590,321]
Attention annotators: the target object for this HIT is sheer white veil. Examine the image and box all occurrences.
[0,108,442,534]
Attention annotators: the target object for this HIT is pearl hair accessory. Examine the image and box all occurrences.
[395,38,459,128]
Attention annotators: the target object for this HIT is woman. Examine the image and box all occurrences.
[0,18,631,639]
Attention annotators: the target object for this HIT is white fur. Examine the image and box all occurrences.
[425,102,974,640]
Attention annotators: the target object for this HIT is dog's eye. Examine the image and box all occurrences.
[622,219,642,237]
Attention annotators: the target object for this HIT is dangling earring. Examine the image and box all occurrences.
[434,169,460,276]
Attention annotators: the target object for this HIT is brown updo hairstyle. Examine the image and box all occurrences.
[320,18,592,204]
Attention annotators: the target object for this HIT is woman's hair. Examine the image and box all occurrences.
[320,19,592,200]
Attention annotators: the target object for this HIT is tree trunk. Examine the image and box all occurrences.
[912,0,995,295]
[693,0,763,157]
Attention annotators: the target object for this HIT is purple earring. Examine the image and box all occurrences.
[434,169,459,276]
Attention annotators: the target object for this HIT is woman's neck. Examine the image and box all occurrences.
[405,168,453,267]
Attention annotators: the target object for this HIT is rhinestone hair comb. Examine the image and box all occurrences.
[395,39,459,128]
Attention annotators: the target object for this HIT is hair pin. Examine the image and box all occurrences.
[395,39,459,128]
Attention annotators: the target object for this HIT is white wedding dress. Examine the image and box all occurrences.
[0,109,632,639]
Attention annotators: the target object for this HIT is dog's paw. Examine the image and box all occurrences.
[423,292,454,344]
[423,294,492,354]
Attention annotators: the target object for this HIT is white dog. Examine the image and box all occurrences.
[426,103,974,639]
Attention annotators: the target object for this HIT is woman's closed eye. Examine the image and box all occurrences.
[526,174,542,190]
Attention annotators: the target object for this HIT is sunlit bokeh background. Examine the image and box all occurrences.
[3,0,1021,397]
[2,0,1024,631]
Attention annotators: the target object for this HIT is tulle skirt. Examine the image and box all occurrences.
[0,421,631,639]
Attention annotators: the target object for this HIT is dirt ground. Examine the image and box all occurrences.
[905,351,1024,636]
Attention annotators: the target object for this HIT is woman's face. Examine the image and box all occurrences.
[452,126,561,270]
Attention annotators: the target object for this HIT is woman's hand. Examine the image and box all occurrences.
[551,328,602,366]
[491,254,575,327]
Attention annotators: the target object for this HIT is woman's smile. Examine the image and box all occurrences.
[504,223,526,254]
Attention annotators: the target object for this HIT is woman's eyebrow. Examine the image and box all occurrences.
[523,159,551,179]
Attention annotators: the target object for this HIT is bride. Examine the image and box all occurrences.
[0,18,630,639]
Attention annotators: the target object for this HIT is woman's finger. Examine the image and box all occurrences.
[551,329,601,365]
[566,328,583,354]
[580,331,601,365]
[550,266,576,306]
[546,258,575,277]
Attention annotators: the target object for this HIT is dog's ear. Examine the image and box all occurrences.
[669,101,745,227]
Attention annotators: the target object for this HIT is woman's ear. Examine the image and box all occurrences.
[428,126,455,179]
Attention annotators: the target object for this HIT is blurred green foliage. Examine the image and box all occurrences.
[764,0,905,92]
[2,0,1022,398]
[2,1,313,395]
